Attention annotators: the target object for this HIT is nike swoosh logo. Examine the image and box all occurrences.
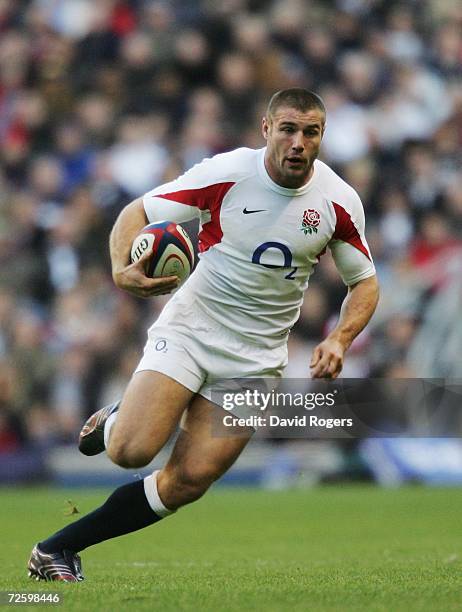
[243,207,267,214]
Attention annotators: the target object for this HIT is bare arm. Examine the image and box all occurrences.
[310,274,379,379]
[110,198,179,298]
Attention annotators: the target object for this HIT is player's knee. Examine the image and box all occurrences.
[107,439,153,469]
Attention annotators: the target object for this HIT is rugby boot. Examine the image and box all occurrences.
[78,401,119,456]
[28,544,84,582]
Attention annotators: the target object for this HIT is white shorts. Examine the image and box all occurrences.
[134,291,288,402]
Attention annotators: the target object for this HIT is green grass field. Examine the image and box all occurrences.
[1,486,461,611]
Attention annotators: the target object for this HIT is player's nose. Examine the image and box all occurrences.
[291,131,305,152]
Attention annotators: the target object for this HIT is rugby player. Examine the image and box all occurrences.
[28,89,379,581]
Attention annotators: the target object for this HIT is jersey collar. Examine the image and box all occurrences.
[257,148,317,196]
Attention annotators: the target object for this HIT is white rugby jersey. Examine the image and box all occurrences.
[143,147,375,347]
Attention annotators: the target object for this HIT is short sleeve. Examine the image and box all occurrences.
[329,192,375,285]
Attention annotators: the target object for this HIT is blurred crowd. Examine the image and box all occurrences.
[1,0,462,451]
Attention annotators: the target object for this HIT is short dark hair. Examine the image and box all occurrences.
[266,88,326,121]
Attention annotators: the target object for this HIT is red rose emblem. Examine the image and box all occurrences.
[303,209,321,227]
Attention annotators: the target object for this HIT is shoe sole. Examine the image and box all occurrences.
[78,422,105,456]
[78,403,119,456]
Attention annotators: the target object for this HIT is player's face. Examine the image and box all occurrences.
[262,106,325,189]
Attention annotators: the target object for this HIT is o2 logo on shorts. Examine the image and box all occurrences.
[155,338,168,353]
[252,242,297,280]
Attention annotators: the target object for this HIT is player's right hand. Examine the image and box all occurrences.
[112,251,179,298]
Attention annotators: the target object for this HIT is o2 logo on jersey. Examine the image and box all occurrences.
[252,242,297,280]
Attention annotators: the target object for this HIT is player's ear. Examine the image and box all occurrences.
[262,116,270,140]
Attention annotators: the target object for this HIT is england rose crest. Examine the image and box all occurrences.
[300,209,321,235]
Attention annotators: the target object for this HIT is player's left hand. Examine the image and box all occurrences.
[309,338,345,379]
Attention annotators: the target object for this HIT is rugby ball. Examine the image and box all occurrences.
[130,221,195,287]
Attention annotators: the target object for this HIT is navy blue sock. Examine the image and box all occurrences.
[40,480,162,553]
